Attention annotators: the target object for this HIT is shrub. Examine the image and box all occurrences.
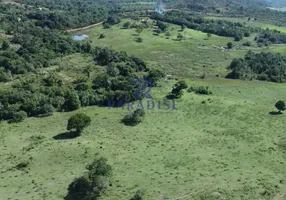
[123,22,131,29]
[86,157,112,177]
[10,111,27,123]
[243,41,251,46]
[65,157,112,200]
[130,190,145,200]
[165,31,171,37]
[227,42,233,49]
[99,33,105,39]
[37,103,54,117]
[15,161,29,170]
[136,37,143,43]
[121,109,145,126]
[275,100,286,113]
[244,32,250,37]
[188,86,212,95]
[146,69,165,86]
[67,113,91,135]
[234,35,242,41]
[167,80,188,99]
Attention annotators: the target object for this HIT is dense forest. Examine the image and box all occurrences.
[226,51,286,83]
[0,45,161,122]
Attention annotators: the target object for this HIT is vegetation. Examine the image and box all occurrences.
[121,109,145,126]
[67,113,91,135]
[65,157,112,200]
[152,12,255,41]
[188,86,212,95]
[226,51,286,83]
[1,0,286,199]
[130,190,144,200]
[167,80,188,99]
[227,42,233,49]
[10,110,28,123]
[275,100,286,113]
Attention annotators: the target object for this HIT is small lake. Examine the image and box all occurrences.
[72,35,89,41]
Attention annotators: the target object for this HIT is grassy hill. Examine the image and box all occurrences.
[1,78,286,200]
[1,18,286,200]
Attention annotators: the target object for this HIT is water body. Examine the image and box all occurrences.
[72,35,89,41]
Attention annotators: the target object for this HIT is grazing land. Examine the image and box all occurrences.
[1,1,286,200]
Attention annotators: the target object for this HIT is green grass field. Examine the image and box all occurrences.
[1,78,286,200]
[71,19,281,78]
[1,18,286,200]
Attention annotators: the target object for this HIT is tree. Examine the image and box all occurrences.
[136,37,143,43]
[20,99,37,116]
[181,24,186,31]
[86,157,112,177]
[63,91,81,111]
[81,42,92,53]
[121,109,145,126]
[67,113,91,135]
[2,41,10,50]
[99,33,105,39]
[146,69,165,86]
[123,22,131,29]
[106,63,119,77]
[227,42,233,49]
[168,80,188,99]
[65,157,112,200]
[234,35,242,41]
[136,28,143,36]
[275,100,286,113]
[207,33,212,39]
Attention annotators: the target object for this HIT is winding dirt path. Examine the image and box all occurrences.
[66,21,104,33]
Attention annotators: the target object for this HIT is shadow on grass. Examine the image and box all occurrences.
[172,38,182,41]
[53,131,79,140]
[269,111,283,115]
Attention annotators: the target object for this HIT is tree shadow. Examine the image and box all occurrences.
[53,131,79,140]
[269,111,282,115]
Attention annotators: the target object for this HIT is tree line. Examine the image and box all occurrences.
[151,11,256,41]
[226,51,286,83]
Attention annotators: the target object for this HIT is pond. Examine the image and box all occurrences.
[72,35,89,41]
